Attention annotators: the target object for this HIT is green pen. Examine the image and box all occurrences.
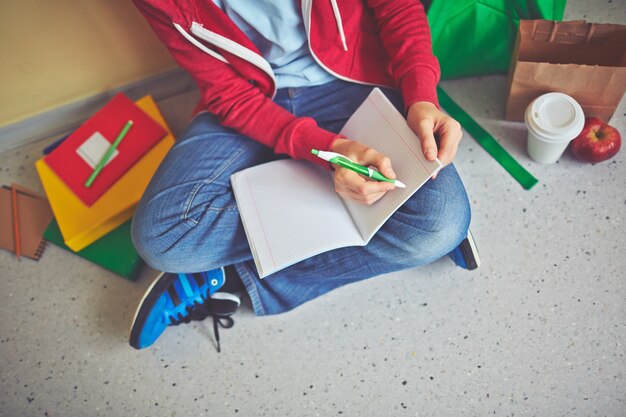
[311,148,406,188]
[84,120,133,188]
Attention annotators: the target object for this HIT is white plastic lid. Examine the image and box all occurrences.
[525,92,585,143]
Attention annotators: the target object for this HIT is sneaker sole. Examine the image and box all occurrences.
[459,231,481,270]
[210,292,242,316]
[129,272,176,349]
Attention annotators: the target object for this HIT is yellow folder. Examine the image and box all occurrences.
[35,95,175,252]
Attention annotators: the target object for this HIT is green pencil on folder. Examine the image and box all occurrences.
[84,120,133,188]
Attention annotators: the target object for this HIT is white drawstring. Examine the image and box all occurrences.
[329,0,348,51]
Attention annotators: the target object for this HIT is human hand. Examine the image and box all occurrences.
[407,101,463,177]
[329,138,398,205]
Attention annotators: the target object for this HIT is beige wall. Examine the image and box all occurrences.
[0,0,177,127]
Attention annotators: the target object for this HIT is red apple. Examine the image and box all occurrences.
[570,117,621,163]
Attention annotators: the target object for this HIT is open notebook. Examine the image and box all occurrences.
[231,88,442,278]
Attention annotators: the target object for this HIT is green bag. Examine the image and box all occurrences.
[425,0,567,79]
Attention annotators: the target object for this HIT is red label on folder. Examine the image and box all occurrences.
[44,93,167,206]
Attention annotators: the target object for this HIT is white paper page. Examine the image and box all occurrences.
[340,89,442,241]
[76,131,119,169]
[231,159,364,278]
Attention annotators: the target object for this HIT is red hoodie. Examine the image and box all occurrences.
[133,0,440,166]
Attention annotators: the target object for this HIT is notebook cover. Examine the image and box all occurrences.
[35,95,175,252]
[43,218,144,280]
[44,93,167,206]
[0,185,53,260]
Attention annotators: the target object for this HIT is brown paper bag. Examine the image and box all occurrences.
[505,20,626,122]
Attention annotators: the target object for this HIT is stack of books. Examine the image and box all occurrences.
[35,94,175,280]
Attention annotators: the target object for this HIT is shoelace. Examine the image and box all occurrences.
[169,298,234,353]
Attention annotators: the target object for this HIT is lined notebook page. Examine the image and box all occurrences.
[231,159,363,278]
[340,89,442,241]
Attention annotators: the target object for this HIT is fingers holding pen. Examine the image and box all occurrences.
[359,147,397,181]
[329,138,399,205]
[334,168,395,205]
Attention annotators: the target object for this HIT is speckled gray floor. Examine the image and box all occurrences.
[1,2,625,416]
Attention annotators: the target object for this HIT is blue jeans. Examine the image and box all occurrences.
[132,80,471,316]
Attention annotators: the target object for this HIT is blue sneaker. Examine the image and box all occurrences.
[449,229,481,270]
[129,267,241,351]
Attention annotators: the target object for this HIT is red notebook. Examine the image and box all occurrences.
[44,93,167,206]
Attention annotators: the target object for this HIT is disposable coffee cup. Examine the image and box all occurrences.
[524,92,585,164]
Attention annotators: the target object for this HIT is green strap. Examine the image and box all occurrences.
[437,86,539,190]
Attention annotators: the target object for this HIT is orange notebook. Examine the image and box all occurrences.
[0,184,53,260]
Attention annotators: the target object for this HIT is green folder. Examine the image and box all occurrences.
[43,218,144,281]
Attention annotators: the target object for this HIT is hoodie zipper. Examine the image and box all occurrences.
[177,3,375,96]
[187,22,277,98]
